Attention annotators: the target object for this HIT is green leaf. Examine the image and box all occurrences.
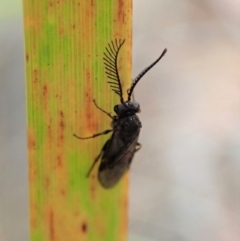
[24,0,132,240]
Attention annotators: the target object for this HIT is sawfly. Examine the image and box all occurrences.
[74,39,167,188]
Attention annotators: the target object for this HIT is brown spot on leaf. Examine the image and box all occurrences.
[58,111,65,141]
[58,27,64,36]
[60,121,64,130]
[59,134,64,141]
[118,0,124,23]
[33,69,38,83]
[85,70,92,127]
[45,177,50,190]
[60,189,66,196]
[26,53,29,62]
[43,85,48,96]
[49,209,55,240]
[28,136,36,150]
[84,68,99,133]
[90,186,96,200]
[57,155,62,167]
[81,222,87,233]
[48,125,52,141]
[123,199,128,209]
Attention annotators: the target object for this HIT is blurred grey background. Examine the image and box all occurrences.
[0,0,240,241]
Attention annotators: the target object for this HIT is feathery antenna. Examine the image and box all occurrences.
[103,39,125,103]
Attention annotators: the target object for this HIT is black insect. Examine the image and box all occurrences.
[74,39,167,188]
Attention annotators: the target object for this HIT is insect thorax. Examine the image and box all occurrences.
[112,114,142,142]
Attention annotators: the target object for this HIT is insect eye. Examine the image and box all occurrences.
[114,105,119,113]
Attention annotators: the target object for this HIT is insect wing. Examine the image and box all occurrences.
[98,134,139,188]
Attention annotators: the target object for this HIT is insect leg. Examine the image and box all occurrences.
[135,143,142,152]
[86,139,110,177]
[73,129,113,139]
[86,152,102,177]
[93,99,113,119]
